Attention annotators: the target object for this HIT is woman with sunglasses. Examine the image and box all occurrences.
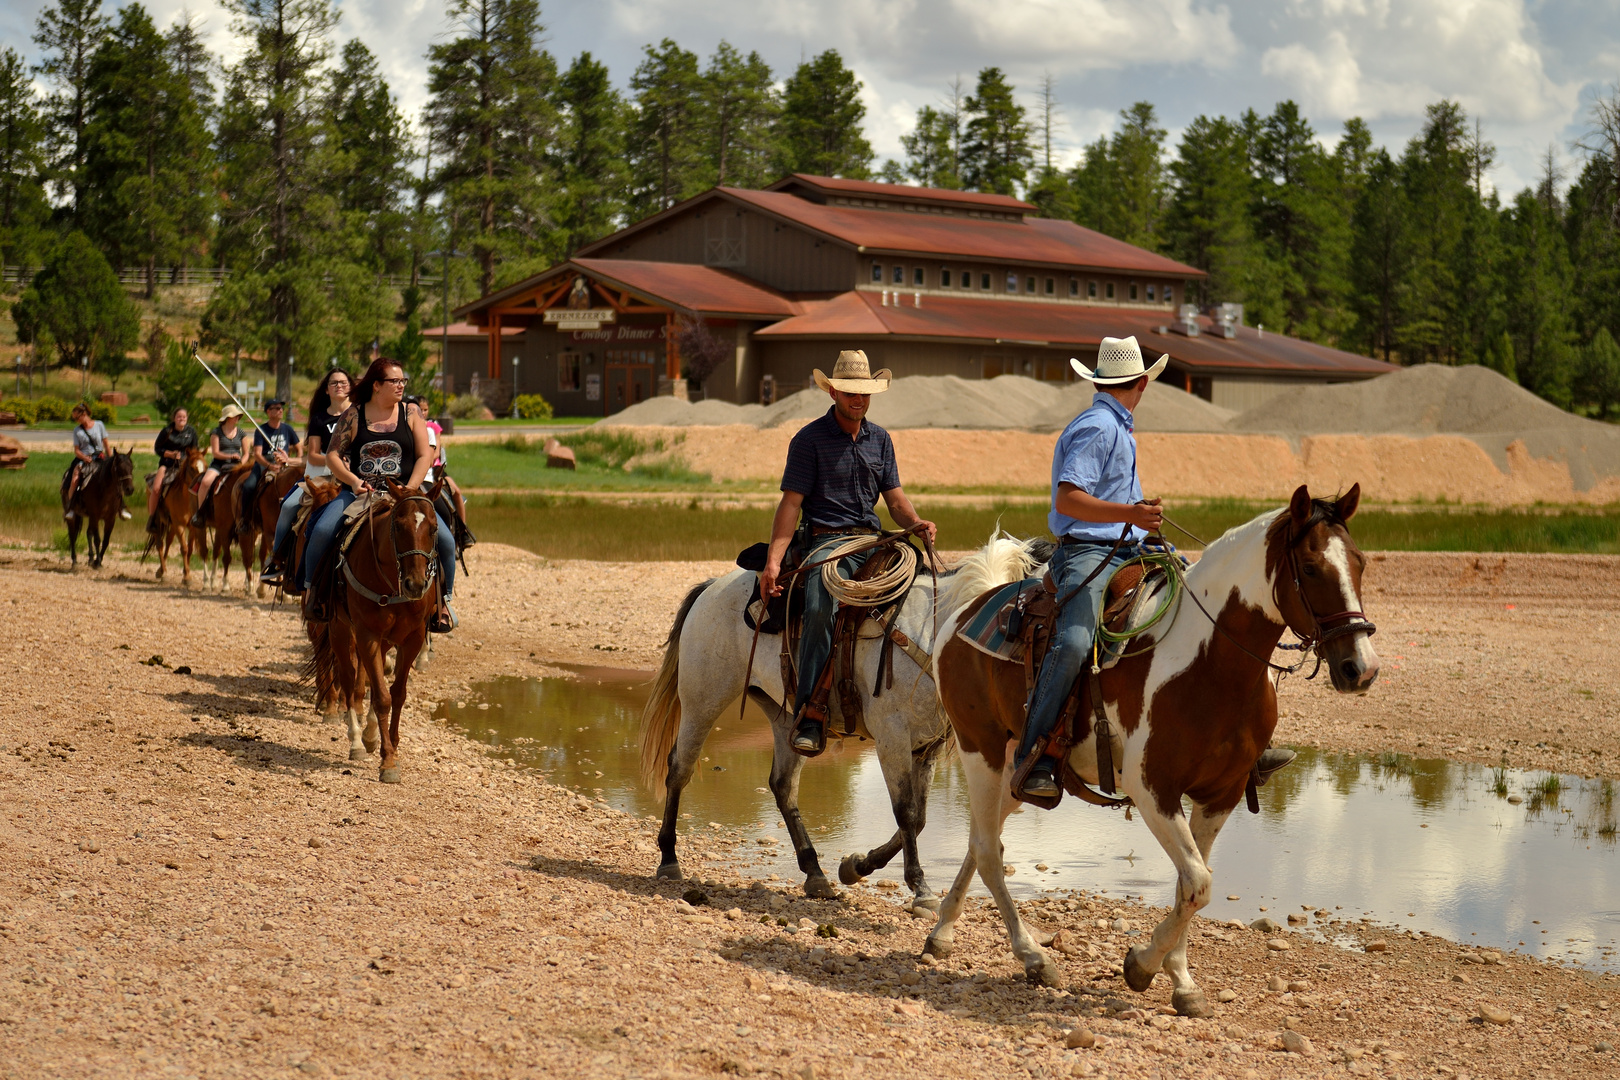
[301,358,458,632]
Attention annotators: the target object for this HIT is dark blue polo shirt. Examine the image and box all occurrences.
[781,407,900,530]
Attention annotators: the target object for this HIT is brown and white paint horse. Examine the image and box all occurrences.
[923,485,1379,1015]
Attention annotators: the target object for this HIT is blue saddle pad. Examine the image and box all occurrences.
[956,577,1040,661]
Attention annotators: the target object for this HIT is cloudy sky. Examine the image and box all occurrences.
[4,0,1618,196]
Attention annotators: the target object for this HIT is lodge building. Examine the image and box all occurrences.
[446,174,1394,417]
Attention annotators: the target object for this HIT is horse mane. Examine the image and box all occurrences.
[937,529,1046,614]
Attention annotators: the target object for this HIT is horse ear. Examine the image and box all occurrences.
[427,475,446,501]
[1289,485,1312,526]
[1336,483,1361,523]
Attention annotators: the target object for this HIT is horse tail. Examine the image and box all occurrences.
[639,578,714,798]
[301,618,330,690]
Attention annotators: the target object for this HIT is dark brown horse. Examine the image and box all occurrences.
[145,448,205,586]
[921,485,1380,1015]
[66,448,134,569]
[307,478,445,783]
[199,462,256,593]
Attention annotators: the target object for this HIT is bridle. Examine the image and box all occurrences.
[341,492,438,607]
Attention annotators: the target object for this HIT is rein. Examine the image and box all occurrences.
[341,493,438,607]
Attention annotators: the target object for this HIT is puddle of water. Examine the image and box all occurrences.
[438,670,1620,972]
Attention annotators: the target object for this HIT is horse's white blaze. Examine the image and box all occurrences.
[413,510,425,529]
[1323,535,1380,673]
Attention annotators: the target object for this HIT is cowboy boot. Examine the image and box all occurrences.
[1017,758,1062,800]
[790,704,827,756]
[1254,747,1297,785]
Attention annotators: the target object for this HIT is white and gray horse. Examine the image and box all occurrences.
[639,533,1045,904]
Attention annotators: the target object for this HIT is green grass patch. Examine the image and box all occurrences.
[0,451,147,546]
[469,494,775,562]
[446,430,737,491]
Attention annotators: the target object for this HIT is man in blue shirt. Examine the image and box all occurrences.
[759,351,936,756]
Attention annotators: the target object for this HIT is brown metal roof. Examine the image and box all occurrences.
[756,292,1394,378]
[454,258,799,321]
[766,173,1037,213]
[421,321,525,339]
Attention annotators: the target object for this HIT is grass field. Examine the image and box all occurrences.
[4,451,1618,559]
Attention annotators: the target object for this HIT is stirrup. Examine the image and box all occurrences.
[1016,758,1061,799]
[429,602,457,634]
[1254,747,1296,786]
[790,715,826,757]
[259,562,283,585]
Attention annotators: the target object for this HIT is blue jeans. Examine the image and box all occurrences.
[272,483,305,558]
[302,489,457,599]
[794,535,872,712]
[1014,541,1132,769]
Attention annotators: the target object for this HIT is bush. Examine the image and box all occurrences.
[34,395,72,421]
[0,398,37,424]
[153,340,207,418]
[512,393,554,420]
[445,393,491,420]
[190,399,221,432]
[86,400,115,423]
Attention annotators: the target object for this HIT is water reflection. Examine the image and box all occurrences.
[436,670,1620,973]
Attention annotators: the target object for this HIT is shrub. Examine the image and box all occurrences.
[445,393,490,420]
[0,398,37,424]
[153,340,206,418]
[190,399,221,432]
[85,400,115,423]
[34,395,73,421]
[17,231,139,370]
[512,393,554,420]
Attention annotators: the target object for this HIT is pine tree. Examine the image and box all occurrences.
[627,39,703,217]
[327,39,412,275]
[426,0,558,296]
[213,0,341,401]
[1166,114,1258,307]
[1579,325,1620,418]
[899,106,958,189]
[1397,101,1477,363]
[702,42,777,189]
[1068,103,1166,250]
[32,0,110,219]
[1349,148,1408,361]
[1565,154,1620,349]
[774,50,871,179]
[0,48,49,267]
[82,3,214,298]
[550,51,628,259]
[162,13,217,281]
[1503,183,1576,405]
[960,67,1032,196]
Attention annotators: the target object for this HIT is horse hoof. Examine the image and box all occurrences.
[921,937,952,960]
[804,875,838,900]
[378,768,401,784]
[909,894,941,913]
[348,748,367,761]
[1172,988,1212,1018]
[837,854,864,886]
[363,737,379,754]
[656,862,683,881]
[1122,945,1157,992]
[1025,955,1065,989]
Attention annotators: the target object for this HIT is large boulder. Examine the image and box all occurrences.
[0,433,28,469]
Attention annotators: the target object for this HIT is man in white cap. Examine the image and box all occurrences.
[759,350,936,756]
[1015,337,1294,800]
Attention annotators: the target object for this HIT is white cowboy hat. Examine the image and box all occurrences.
[813,350,892,395]
[1070,336,1169,385]
[219,403,246,420]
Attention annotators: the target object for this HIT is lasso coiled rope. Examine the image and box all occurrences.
[819,534,918,607]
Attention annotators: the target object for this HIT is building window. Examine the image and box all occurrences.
[1005,272,1018,292]
[913,266,925,287]
[893,265,905,284]
[1105,282,1115,299]
[1129,282,1139,301]
[871,263,883,283]
[981,272,991,290]
[1069,278,1079,297]
[1088,281,1098,298]
[1165,285,1174,305]
[1146,284,1156,301]
[941,267,952,287]
[558,351,582,393]
[1020,276,1033,293]
[1044,277,1055,296]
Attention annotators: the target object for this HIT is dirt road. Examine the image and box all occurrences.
[2,543,1618,1079]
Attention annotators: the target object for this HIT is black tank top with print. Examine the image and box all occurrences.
[346,403,416,487]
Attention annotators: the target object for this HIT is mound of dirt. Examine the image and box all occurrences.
[606,375,1234,433]
[1230,364,1620,489]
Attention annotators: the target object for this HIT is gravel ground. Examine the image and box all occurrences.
[3,543,1619,1080]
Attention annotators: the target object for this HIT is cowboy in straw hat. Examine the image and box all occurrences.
[759,350,936,756]
[1012,336,1294,801]
[191,402,250,528]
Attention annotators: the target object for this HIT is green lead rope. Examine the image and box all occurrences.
[1093,548,1187,659]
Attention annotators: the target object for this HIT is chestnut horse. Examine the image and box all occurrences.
[199,462,256,593]
[145,448,205,586]
[922,485,1380,1015]
[306,478,445,783]
[252,463,304,597]
[66,447,135,569]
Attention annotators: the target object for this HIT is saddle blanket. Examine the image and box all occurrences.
[957,577,1040,662]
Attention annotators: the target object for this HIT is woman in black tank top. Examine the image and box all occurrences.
[304,358,458,632]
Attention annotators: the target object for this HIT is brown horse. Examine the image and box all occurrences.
[146,448,206,586]
[65,448,135,569]
[307,478,445,783]
[252,463,304,597]
[198,462,257,593]
[921,485,1380,1015]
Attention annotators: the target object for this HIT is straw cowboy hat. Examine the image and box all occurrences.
[1070,336,1169,385]
[813,350,892,394]
[220,404,246,420]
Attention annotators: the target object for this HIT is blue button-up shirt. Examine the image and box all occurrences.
[782,407,900,530]
[1047,392,1146,543]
